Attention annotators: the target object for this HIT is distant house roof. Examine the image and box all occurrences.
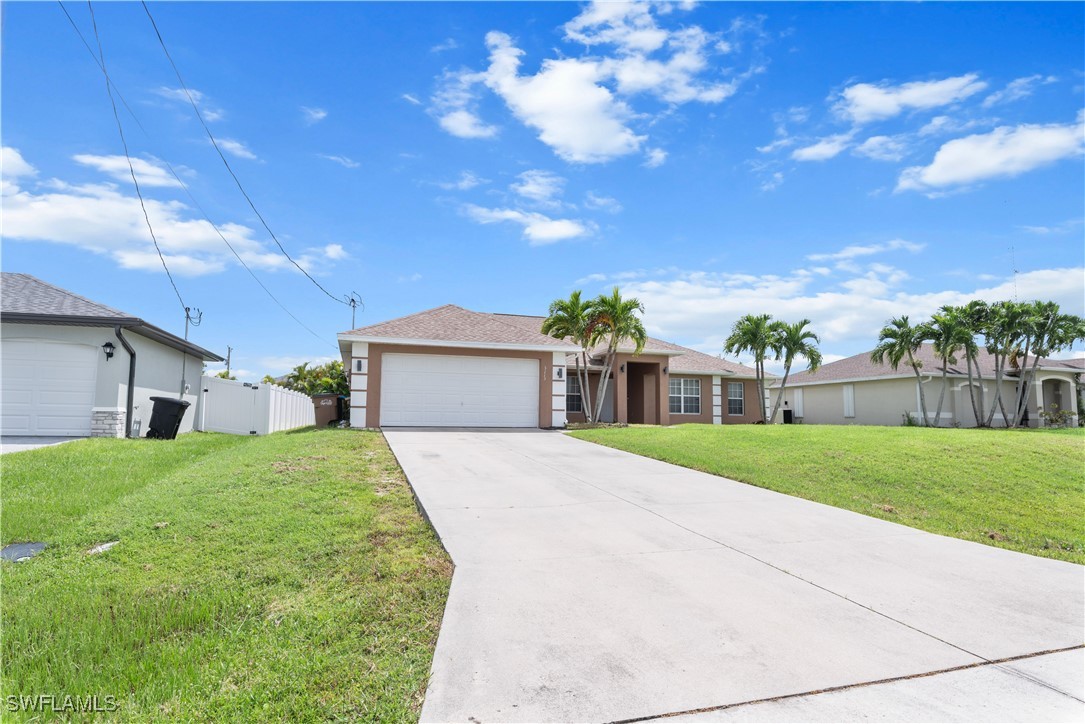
[339,304,580,351]
[781,343,1079,387]
[0,273,224,361]
[339,305,759,377]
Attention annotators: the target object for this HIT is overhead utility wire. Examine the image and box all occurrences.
[140,0,351,308]
[58,2,335,348]
[86,0,187,314]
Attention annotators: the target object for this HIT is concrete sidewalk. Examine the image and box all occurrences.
[0,436,83,455]
[384,429,1084,723]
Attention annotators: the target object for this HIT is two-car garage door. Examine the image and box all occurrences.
[1,340,98,436]
[380,353,539,427]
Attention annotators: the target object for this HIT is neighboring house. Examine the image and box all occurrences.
[771,343,1082,427]
[1,273,223,438]
[337,304,764,429]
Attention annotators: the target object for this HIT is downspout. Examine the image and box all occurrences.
[114,325,136,439]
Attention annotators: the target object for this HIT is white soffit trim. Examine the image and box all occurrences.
[336,334,580,353]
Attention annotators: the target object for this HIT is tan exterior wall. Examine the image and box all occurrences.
[718,378,763,424]
[358,343,558,428]
[777,374,1075,427]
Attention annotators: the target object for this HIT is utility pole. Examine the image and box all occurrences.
[226,346,232,377]
[180,307,203,397]
[345,292,363,328]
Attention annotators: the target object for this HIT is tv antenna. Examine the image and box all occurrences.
[345,293,364,328]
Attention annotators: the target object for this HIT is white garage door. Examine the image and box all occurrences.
[1,340,98,436]
[381,353,539,427]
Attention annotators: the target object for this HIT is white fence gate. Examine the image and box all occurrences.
[195,376,314,435]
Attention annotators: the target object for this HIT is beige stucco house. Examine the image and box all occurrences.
[771,343,1082,427]
[337,304,763,429]
[1,273,223,438]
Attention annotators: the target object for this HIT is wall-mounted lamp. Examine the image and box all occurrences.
[619,364,625,373]
[102,341,116,360]
[556,368,564,379]
[663,366,668,374]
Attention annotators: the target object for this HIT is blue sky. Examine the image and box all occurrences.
[3,1,1083,378]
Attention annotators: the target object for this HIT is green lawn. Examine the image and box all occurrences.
[1,428,451,722]
[568,424,1085,564]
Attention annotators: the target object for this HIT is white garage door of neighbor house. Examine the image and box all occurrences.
[1,340,98,436]
[381,353,539,427]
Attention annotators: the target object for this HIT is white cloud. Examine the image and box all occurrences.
[806,238,925,262]
[982,75,1057,108]
[397,272,423,283]
[436,171,486,191]
[759,171,784,191]
[511,170,565,205]
[852,135,908,162]
[897,117,1085,193]
[2,149,299,277]
[401,93,422,105]
[318,154,360,169]
[321,243,348,260]
[153,86,224,121]
[644,147,668,167]
[301,106,328,124]
[791,132,853,161]
[259,355,337,375]
[584,191,622,213]
[834,74,988,124]
[72,154,183,187]
[431,69,499,139]
[431,38,459,53]
[917,115,989,137]
[1018,219,1083,235]
[462,204,593,244]
[217,138,259,161]
[2,147,37,179]
[430,3,760,163]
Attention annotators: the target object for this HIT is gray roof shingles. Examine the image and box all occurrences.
[1,273,133,319]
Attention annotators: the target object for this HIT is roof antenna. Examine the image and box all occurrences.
[1010,246,1019,301]
[345,292,364,328]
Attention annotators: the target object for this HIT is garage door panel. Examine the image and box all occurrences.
[381,353,539,428]
[1,340,97,436]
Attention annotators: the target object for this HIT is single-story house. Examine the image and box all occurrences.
[771,343,1082,427]
[1,273,223,438]
[337,304,764,429]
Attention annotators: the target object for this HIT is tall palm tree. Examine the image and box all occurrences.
[953,300,989,426]
[767,319,822,423]
[927,310,972,427]
[542,291,595,421]
[724,314,775,423]
[870,315,932,426]
[983,300,1028,427]
[585,288,647,422]
[1012,303,1085,427]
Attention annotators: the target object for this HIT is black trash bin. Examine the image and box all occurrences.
[783,409,793,424]
[146,396,191,439]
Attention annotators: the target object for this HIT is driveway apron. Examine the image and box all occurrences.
[383,429,1084,723]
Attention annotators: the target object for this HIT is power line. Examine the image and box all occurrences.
[86,0,187,315]
[140,0,352,308]
[58,1,336,349]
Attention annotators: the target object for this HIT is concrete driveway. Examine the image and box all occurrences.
[0,436,83,455]
[384,429,1084,723]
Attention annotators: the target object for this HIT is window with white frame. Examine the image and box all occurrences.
[669,378,701,414]
[566,375,583,413]
[843,383,855,418]
[727,382,744,415]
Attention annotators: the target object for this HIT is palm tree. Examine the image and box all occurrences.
[870,315,932,426]
[1011,303,1085,427]
[953,300,989,426]
[585,287,647,422]
[983,301,1028,427]
[542,290,595,422]
[767,319,822,423]
[724,314,775,423]
[927,310,972,427]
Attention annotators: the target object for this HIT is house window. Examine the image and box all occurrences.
[843,383,855,418]
[669,378,701,414]
[727,382,744,416]
[566,376,583,413]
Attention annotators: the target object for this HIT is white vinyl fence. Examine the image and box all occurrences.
[195,375,314,435]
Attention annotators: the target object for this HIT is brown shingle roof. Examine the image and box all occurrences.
[783,343,1077,386]
[341,305,577,349]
